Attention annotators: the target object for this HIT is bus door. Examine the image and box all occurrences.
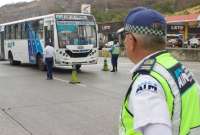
[44,19,54,47]
[0,31,5,60]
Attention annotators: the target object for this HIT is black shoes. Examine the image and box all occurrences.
[110,69,117,72]
[47,77,53,80]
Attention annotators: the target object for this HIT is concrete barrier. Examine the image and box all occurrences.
[167,48,200,62]
[99,48,200,62]
[99,47,126,57]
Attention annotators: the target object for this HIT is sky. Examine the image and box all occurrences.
[0,0,34,7]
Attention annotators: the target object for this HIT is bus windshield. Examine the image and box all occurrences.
[56,21,97,48]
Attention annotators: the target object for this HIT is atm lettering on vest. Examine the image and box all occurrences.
[136,82,158,94]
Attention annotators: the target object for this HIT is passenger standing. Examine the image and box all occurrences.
[110,39,120,72]
[44,43,55,80]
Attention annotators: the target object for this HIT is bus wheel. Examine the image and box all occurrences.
[37,55,45,71]
[8,52,14,65]
[15,61,21,65]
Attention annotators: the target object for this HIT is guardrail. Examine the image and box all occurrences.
[166,48,200,62]
[99,47,200,62]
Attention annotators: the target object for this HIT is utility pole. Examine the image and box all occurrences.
[105,0,108,12]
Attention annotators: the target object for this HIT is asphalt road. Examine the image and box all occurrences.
[0,57,200,135]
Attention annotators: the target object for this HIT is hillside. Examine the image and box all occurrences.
[175,5,200,15]
[0,0,136,23]
[0,0,200,23]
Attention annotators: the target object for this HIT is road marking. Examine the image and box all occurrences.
[76,83,87,87]
[54,77,70,83]
[54,77,87,87]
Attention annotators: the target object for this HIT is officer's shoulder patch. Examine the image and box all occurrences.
[133,58,156,77]
[140,59,155,70]
[135,81,158,95]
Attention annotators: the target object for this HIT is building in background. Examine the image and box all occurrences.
[98,22,123,49]
[166,14,200,48]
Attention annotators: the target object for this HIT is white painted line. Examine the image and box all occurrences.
[54,77,87,88]
[76,83,87,87]
[54,77,69,83]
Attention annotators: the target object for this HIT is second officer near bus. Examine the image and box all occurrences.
[44,43,55,80]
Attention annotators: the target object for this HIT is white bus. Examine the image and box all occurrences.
[0,13,98,70]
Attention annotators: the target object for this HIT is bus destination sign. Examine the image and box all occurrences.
[56,14,88,20]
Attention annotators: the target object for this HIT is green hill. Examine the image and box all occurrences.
[0,0,200,23]
[175,5,200,15]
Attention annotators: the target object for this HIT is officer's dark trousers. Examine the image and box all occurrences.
[45,57,53,79]
[111,54,119,72]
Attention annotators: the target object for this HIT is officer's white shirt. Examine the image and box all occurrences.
[128,51,172,135]
[44,45,55,58]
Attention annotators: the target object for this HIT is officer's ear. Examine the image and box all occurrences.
[129,33,137,52]
[124,32,137,51]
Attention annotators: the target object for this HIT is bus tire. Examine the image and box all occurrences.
[37,55,46,71]
[15,61,21,65]
[8,52,21,65]
[8,52,14,65]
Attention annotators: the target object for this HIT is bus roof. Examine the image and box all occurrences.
[0,13,94,26]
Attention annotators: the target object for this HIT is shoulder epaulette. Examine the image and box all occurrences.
[132,58,156,78]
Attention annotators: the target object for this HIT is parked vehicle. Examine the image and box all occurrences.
[167,34,183,48]
[105,41,114,48]
[188,37,200,48]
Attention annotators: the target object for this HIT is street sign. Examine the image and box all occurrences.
[81,4,91,14]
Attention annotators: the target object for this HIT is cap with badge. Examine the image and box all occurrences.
[124,7,166,37]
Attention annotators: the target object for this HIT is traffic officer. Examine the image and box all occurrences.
[110,39,120,72]
[119,7,200,135]
[44,43,55,80]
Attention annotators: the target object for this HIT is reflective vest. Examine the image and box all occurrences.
[111,45,120,55]
[119,50,200,135]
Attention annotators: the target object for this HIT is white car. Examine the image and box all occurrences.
[105,41,114,48]
[166,34,183,47]
[189,38,200,48]
[167,38,177,47]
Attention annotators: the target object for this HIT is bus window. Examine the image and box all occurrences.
[14,24,18,39]
[11,25,15,39]
[7,26,11,39]
[38,20,44,39]
[0,32,4,59]
[17,24,22,39]
[32,20,43,39]
[4,26,7,40]
[50,25,54,45]
[56,20,96,48]
[85,25,96,46]
[22,23,28,39]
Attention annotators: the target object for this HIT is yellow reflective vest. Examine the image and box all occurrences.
[111,44,120,55]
